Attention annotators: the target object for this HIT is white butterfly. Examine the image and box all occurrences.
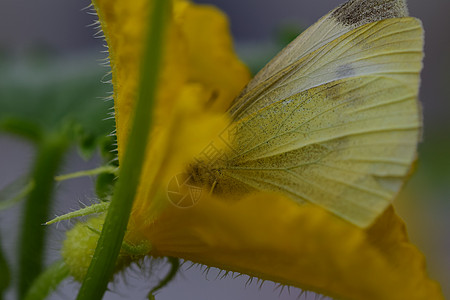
[190,0,424,228]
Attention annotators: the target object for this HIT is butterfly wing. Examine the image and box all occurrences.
[220,1,423,228]
[230,0,411,121]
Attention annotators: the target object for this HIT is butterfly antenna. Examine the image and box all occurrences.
[208,181,218,195]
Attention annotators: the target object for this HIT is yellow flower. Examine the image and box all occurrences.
[63,0,443,299]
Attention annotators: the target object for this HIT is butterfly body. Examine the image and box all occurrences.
[189,0,423,228]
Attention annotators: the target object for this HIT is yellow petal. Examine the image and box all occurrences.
[90,1,442,299]
[93,0,250,220]
[93,0,188,151]
[93,0,250,148]
[175,3,251,112]
[141,193,443,300]
[129,84,229,228]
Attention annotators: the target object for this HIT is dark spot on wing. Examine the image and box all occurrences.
[331,0,408,26]
[336,64,355,78]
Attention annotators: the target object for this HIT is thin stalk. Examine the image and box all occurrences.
[0,233,11,300]
[24,260,69,300]
[44,202,110,225]
[54,165,118,181]
[148,257,180,299]
[76,0,170,298]
[17,133,67,299]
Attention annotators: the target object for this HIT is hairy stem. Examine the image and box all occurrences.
[76,0,170,298]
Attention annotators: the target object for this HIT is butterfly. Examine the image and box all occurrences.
[189,0,424,228]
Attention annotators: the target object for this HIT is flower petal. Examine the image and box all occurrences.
[129,84,229,225]
[93,0,188,149]
[93,0,250,148]
[174,2,251,112]
[143,193,443,300]
[93,0,250,219]
[90,1,442,299]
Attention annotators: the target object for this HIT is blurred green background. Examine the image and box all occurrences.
[0,0,448,299]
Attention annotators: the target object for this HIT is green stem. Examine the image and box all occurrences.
[17,133,67,299]
[76,0,170,299]
[0,233,11,300]
[45,202,110,225]
[23,260,69,300]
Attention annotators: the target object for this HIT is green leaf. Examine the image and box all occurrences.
[275,22,305,46]
[0,54,115,156]
[95,171,117,200]
[0,118,42,143]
